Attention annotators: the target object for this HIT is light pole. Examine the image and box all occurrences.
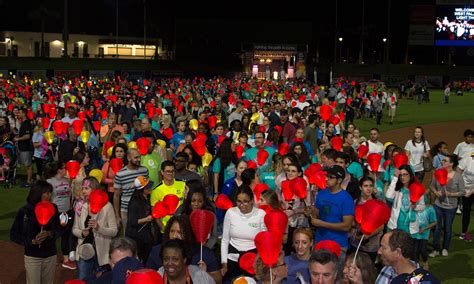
[116,0,119,58]
[382,38,387,64]
[338,37,343,63]
[143,0,147,60]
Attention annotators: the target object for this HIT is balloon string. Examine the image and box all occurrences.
[270,266,273,284]
[444,185,450,206]
[200,244,203,263]
[352,234,365,265]
[137,222,148,233]
[39,226,43,249]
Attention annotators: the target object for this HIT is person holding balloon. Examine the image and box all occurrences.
[220,185,267,281]
[72,177,118,280]
[101,143,128,202]
[212,138,237,199]
[429,155,465,257]
[23,181,60,284]
[282,228,313,284]
[70,150,90,204]
[254,250,288,284]
[342,252,378,284]
[404,126,431,183]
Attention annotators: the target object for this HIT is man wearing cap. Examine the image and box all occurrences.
[61,104,79,124]
[307,165,354,266]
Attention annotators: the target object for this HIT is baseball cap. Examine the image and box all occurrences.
[280,109,289,115]
[326,165,345,180]
[134,176,153,190]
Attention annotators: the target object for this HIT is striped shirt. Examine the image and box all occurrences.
[113,166,149,211]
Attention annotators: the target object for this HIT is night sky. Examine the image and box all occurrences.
[1,0,453,65]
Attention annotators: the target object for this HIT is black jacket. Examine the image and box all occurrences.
[24,203,60,258]
[125,195,155,244]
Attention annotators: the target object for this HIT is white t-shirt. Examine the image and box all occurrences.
[458,156,474,189]
[367,140,384,155]
[405,140,430,172]
[454,142,474,160]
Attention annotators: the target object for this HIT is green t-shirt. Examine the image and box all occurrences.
[141,151,162,186]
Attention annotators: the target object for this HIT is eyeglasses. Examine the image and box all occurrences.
[327,175,337,179]
[400,173,410,177]
[236,200,251,206]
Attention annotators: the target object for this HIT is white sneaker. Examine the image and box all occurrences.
[456,207,462,215]
[429,250,439,257]
[441,249,448,256]
[69,251,76,261]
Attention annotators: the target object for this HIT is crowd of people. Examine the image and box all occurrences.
[1,75,473,284]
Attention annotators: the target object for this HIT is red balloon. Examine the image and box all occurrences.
[66,160,81,179]
[274,125,282,137]
[109,158,124,173]
[264,210,288,237]
[215,194,233,210]
[27,109,34,120]
[65,280,86,284]
[393,153,409,169]
[103,141,115,155]
[235,145,244,159]
[259,204,273,214]
[330,136,343,151]
[190,209,215,244]
[354,204,364,224]
[434,168,448,186]
[304,163,323,185]
[291,177,308,199]
[247,160,257,169]
[383,159,391,169]
[360,199,390,235]
[253,183,269,202]
[43,104,51,114]
[330,115,340,126]
[278,143,290,155]
[357,145,369,159]
[257,149,269,166]
[72,120,84,136]
[409,182,426,204]
[163,194,180,215]
[191,138,206,157]
[367,153,382,173]
[35,201,55,226]
[63,122,71,134]
[147,107,155,118]
[77,111,86,121]
[314,171,327,189]
[320,105,332,121]
[208,116,218,129]
[136,137,151,155]
[126,268,163,284]
[239,252,257,275]
[89,189,109,214]
[281,180,294,201]
[314,240,342,258]
[254,231,282,267]
[41,117,50,130]
[162,128,173,140]
[93,121,101,132]
[152,202,169,219]
[53,120,64,135]
[100,110,108,120]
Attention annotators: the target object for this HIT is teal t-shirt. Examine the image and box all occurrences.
[412,205,437,240]
[347,162,364,180]
[212,158,236,183]
[260,171,276,191]
[244,146,275,174]
[396,187,416,233]
[375,179,385,201]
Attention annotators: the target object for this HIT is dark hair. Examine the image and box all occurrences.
[160,239,191,265]
[175,152,189,162]
[161,160,175,171]
[183,185,213,215]
[387,229,415,260]
[369,128,380,134]
[321,148,338,161]
[395,165,415,191]
[27,180,53,205]
[261,190,280,209]
[163,215,195,245]
[121,121,131,134]
[464,129,473,137]
[235,185,254,203]
[309,249,339,268]
[44,161,65,179]
[357,176,377,203]
[109,237,137,257]
[384,144,397,161]
[214,138,235,171]
[241,168,257,186]
[181,145,202,168]
[283,153,299,167]
[111,143,129,165]
[445,154,459,169]
[335,152,350,165]
[342,146,357,163]
[411,126,425,146]
[266,128,280,146]
[290,142,310,167]
[430,141,447,158]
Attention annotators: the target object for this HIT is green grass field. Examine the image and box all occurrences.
[0,89,473,282]
[355,89,474,134]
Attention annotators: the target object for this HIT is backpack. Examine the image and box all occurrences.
[10,205,29,246]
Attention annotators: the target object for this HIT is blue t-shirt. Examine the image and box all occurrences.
[413,205,437,240]
[315,189,355,248]
[283,254,310,284]
[146,244,219,272]
[171,132,186,153]
[347,162,364,180]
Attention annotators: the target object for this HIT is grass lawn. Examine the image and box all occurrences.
[355,89,474,134]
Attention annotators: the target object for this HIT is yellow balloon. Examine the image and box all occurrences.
[89,169,103,183]
[107,146,113,158]
[156,139,166,149]
[70,95,76,103]
[80,130,90,144]
[234,131,240,144]
[202,152,213,167]
[250,113,260,122]
[189,119,199,131]
[43,131,55,144]
[128,141,137,149]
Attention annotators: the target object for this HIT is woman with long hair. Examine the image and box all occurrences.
[429,154,465,257]
[260,153,283,191]
[102,143,128,202]
[386,165,426,233]
[212,138,236,199]
[290,142,311,170]
[404,126,431,182]
[342,252,378,284]
[72,177,118,279]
